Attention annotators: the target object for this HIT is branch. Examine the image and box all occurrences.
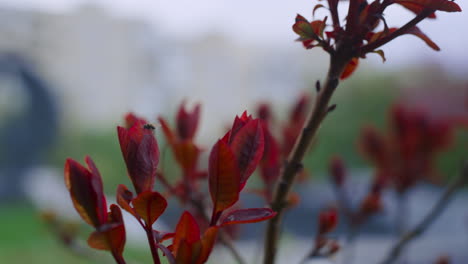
[359,10,432,55]
[263,55,350,264]
[379,161,468,264]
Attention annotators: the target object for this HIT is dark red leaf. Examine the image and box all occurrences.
[230,119,265,189]
[64,156,107,228]
[177,101,201,141]
[209,140,240,216]
[395,0,461,12]
[219,208,277,226]
[118,123,159,194]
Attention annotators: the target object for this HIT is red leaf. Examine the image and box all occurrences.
[174,141,201,173]
[177,101,201,141]
[132,191,167,226]
[116,184,137,217]
[329,156,346,187]
[397,2,437,18]
[209,140,240,217]
[64,157,107,228]
[159,117,177,146]
[405,26,440,51]
[395,0,461,12]
[230,119,265,189]
[118,123,159,194]
[124,112,147,128]
[219,208,277,226]
[318,207,338,234]
[225,111,253,144]
[340,58,359,80]
[88,205,126,257]
[172,211,201,256]
[196,227,219,264]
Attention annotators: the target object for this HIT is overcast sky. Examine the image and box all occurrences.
[2,0,467,74]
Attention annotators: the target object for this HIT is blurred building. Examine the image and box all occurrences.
[0,4,160,128]
[0,3,323,135]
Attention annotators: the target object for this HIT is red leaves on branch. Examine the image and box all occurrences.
[118,122,159,194]
[359,103,456,192]
[292,0,461,79]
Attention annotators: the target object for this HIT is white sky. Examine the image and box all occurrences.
[2,0,467,73]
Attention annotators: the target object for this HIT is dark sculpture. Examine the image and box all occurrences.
[0,53,58,201]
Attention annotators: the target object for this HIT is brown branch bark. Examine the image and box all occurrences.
[262,55,349,264]
[379,161,468,264]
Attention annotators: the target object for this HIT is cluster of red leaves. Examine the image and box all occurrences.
[255,95,312,204]
[305,207,340,259]
[359,103,456,193]
[64,103,277,264]
[329,156,383,228]
[292,0,461,79]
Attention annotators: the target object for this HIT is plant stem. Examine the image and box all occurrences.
[145,227,162,264]
[262,56,349,264]
[379,162,468,264]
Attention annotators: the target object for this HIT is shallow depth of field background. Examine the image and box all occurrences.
[0,1,467,263]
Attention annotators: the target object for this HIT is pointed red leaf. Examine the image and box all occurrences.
[64,157,107,228]
[405,26,440,51]
[395,0,461,12]
[219,208,277,226]
[177,101,201,141]
[172,211,201,256]
[209,140,240,216]
[230,119,265,189]
[340,58,359,80]
[159,117,177,146]
[227,111,253,144]
[132,191,167,226]
[118,123,159,194]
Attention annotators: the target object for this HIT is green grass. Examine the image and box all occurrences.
[0,204,159,264]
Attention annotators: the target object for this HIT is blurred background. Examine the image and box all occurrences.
[0,0,467,263]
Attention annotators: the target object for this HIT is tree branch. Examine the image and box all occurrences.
[379,161,468,264]
[262,55,349,264]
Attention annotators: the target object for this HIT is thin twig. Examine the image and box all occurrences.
[379,161,468,264]
[263,55,350,264]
